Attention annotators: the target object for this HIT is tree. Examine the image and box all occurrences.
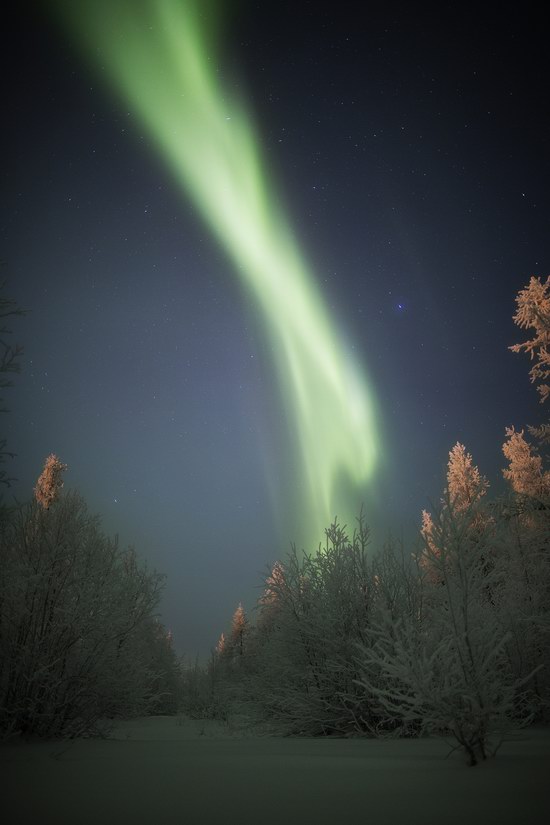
[420,443,489,581]
[0,484,166,739]
[357,497,533,765]
[230,603,248,656]
[260,562,285,609]
[490,491,550,718]
[510,275,550,406]
[245,513,391,736]
[34,454,68,510]
[510,275,550,445]
[142,621,182,715]
[502,427,550,499]
[446,442,489,512]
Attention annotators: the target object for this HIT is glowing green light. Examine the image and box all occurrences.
[55,0,381,546]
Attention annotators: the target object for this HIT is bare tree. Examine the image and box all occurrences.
[502,427,550,499]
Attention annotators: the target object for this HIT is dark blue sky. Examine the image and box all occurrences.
[3,1,549,657]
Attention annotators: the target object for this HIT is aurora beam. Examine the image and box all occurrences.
[55,0,381,546]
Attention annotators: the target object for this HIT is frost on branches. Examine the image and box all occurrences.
[510,275,550,406]
[510,275,550,445]
[502,427,550,499]
[34,454,67,510]
[420,443,489,582]
[445,442,489,512]
[358,490,539,766]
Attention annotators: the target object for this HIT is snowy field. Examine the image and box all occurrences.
[2,716,549,825]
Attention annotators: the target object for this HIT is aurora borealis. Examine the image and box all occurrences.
[3,2,549,655]
[54,0,379,548]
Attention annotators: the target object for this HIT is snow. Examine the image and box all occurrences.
[2,716,549,825]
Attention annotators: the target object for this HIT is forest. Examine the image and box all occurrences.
[1,277,549,767]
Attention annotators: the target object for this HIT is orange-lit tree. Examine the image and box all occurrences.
[230,603,248,657]
[510,275,550,410]
[34,454,67,509]
[420,443,489,582]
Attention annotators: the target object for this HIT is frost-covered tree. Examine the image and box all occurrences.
[34,454,68,510]
[420,443,489,582]
[510,275,550,407]
[143,622,182,715]
[257,562,285,620]
[0,486,167,739]
[446,442,489,512]
[490,492,550,718]
[510,275,550,445]
[356,497,535,765]
[230,603,248,656]
[241,513,397,736]
[181,602,255,719]
[497,427,550,717]
[495,280,550,714]
[502,427,550,499]
[263,562,285,603]
[180,655,217,719]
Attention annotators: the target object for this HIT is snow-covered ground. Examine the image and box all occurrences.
[2,716,549,825]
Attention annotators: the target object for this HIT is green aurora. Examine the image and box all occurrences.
[54,0,381,547]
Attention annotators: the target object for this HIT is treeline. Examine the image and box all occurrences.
[1,277,549,762]
[0,456,182,739]
[183,467,548,765]
[182,277,550,766]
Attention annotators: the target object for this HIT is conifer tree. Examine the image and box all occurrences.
[257,562,286,631]
[231,603,248,656]
[34,454,68,510]
[502,427,550,498]
[421,443,488,579]
[446,442,489,512]
[261,562,285,607]
[358,499,528,766]
[510,275,550,445]
[510,275,550,406]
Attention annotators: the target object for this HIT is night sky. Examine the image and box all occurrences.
[3,1,549,658]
